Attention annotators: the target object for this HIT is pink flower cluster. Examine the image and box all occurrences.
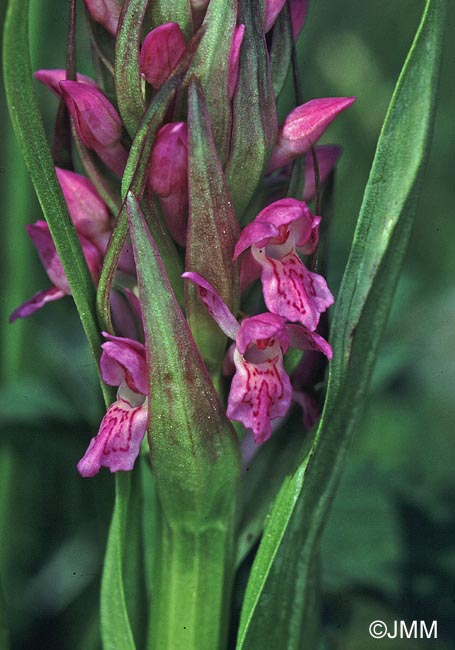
[12,3,355,475]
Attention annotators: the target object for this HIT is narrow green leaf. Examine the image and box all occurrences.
[147,0,193,40]
[237,1,445,648]
[115,0,148,138]
[186,79,240,382]
[96,33,203,331]
[185,0,237,163]
[3,0,110,403]
[226,0,277,220]
[101,473,136,650]
[127,193,240,650]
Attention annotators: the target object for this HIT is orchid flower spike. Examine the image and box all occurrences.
[183,271,331,442]
[59,81,128,177]
[234,198,333,330]
[77,334,148,477]
[267,96,355,172]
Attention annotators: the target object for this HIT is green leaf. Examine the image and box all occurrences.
[186,79,240,383]
[96,33,202,331]
[100,473,136,650]
[115,0,147,138]
[184,0,237,163]
[126,193,240,650]
[3,0,109,401]
[236,1,446,648]
[226,0,277,220]
[147,0,193,40]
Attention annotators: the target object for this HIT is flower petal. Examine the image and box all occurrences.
[83,0,121,36]
[9,287,66,322]
[227,348,292,443]
[34,69,98,96]
[253,249,334,330]
[100,333,147,394]
[182,271,240,339]
[286,324,333,359]
[228,24,245,99]
[140,23,186,89]
[77,398,148,477]
[236,312,288,355]
[234,198,313,259]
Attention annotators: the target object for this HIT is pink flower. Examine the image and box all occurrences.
[147,122,189,247]
[234,199,333,330]
[77,334,148,476]
[140,23,186,90]
[59,81,128,177]
[267,96,355,172]
[183,271,331,442]
[10,221,102,322]
[83,0,121,36]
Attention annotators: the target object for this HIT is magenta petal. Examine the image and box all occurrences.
[140,23,186,89]
[254,250,334,330]
[100,333,147,394]
[228,24,245,100]
[302,145,342,202]
[148,122,189,247]
[182,272,240,339]
[56,167,110,240]
[264,0,287,32]
[290,0,309,39]
[9,287,66,322]
[236,313,288,355]
[83,0,121,36]
[34,69,98,97]
[59,81,127,177]
[227,348,292,443]
[77,399,148,477]
[286,324,333,359]
[268,96,356,172]
[234,198,313,259]
[27,221,70,293]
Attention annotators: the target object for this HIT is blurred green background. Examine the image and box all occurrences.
[0,1,454,648]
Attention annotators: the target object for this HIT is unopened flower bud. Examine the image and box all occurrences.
[83,0,121,36]
[148,122,188,246]
[140,23,186,90]
[228,25,245,100]
[267,96,355,172]
[59,80,128,177]
[34,69,98,97]
[264,0,287,33]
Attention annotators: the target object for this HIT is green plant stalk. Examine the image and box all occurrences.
[149,513,237,650]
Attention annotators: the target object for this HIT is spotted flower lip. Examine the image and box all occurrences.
[77,333,148,477]
[234,198,333,330]
[183,271,331,442]
[267,96,355,172]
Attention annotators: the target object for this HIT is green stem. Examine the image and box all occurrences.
[148,514,236,650]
